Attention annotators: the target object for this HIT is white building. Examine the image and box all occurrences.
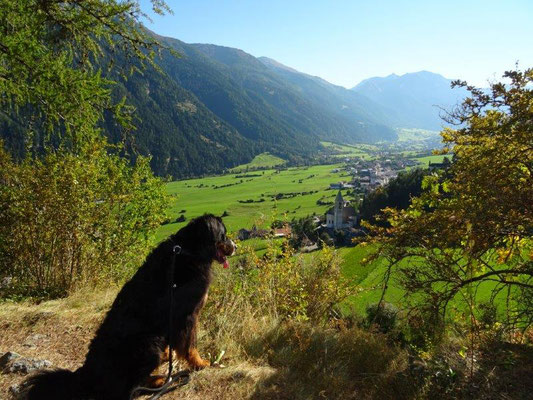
[326,191,356,229]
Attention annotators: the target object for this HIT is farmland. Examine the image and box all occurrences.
[154,145,479,317]
[157,146,449,241]
[157,163,352,242]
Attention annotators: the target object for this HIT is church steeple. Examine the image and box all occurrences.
[334,190,344,229]
[335,190,343,207]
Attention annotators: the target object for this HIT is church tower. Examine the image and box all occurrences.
[334,191,344,229]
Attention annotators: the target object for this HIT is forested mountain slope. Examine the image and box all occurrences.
[9,31,467,178]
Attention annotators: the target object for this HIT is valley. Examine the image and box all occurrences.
[156,142,447,242]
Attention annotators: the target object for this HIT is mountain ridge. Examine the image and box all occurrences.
[1,30,466,178]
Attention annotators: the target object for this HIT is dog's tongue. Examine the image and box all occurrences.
[223,259,229,269]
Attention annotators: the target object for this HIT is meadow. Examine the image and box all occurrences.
[229,152,285,172]
[156,147,459,315]
[320,141,377,159]
[157,163,352,242]
[157,147,447,242]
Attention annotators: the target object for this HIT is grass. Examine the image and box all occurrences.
[229,152,285,172]
[396,128,441,143]
[404,153,451,170]
[157,163,352,242]
[412,154,450,165]
[320,141,376,159]
[0,289,414,400]
[305,244,515,320]
[157,146,450,242]
[2,266,531,400]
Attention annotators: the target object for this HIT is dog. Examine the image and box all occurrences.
[20,214,235,400]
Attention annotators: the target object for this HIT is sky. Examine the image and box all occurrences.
[139,0,533,88]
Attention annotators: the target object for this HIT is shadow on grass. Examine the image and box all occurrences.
[246,322,418,400]
[244,321,533,400]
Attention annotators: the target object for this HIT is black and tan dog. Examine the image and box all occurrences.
[21,214,235,400]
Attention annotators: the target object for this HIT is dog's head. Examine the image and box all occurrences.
[174,214,236,268]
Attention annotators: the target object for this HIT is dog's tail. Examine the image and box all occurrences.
[18,368,82,400]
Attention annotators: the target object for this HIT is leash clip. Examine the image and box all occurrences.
[173,245,182,255]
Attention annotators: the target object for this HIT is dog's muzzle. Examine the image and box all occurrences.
[215,240,236,268]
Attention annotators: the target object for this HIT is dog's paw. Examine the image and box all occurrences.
[145,375,167,388]
[190,358,210,370]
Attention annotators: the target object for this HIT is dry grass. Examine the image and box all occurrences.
[0,288,275,400]
[1,280,532,399]
[1,289,406,400]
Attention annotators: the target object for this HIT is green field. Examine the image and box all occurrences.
[320,141,376,159]
[324,245,508,317]
[157,151,503,318]
[229,152,286,172]
[157,163,352,242]
[396,128,440,143]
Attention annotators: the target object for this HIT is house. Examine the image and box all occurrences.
[238,225,270,240]
[330,181,354,190]
[273,226,292,237]
[325,191,357,229]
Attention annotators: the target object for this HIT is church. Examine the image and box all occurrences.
[325,191,357,229]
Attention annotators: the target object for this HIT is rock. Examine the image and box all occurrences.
[1,352,51,375]
[0,352,21,369]
[9,383,21,396]
[23,333,48,348]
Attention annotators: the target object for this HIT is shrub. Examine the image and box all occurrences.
[366,302,399,333]
[246,321,413,400]
[206,240,354,326]
[0,140,168,298]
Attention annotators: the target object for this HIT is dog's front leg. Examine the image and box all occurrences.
[175,299,210,370]
[185,347,210,370]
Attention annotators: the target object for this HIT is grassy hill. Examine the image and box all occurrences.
[229,152,286,172]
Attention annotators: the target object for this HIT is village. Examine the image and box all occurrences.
[330,156,419,192]
[236,154,449,252]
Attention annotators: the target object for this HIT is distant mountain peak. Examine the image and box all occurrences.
[351,70,467,130]
[353,71,450,89]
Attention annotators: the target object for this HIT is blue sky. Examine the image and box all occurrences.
[139,0,533,88]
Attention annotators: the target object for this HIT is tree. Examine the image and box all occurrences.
[0,1,171,297]
[366,68,533,328]
[0,0,170,148]
[0,139,168,297]
[359,168,431,225]
[289,216,318,249]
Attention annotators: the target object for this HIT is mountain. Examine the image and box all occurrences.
[351,71,468,130]
[101,52,257,178]
[155,38,397,145]
[8,32,457,179]
[257,56,397,139]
